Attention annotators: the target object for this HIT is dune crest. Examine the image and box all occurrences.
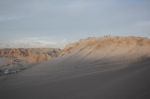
[61,36,150,61]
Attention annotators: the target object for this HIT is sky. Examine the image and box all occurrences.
[0,0,150,48]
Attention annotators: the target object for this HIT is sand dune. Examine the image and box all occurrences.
[62,36,150,58]
[0,36,150,99]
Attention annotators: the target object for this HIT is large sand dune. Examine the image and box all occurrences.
[0,36,150,99]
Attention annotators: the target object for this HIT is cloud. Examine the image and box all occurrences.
[0,16,28,22]
[0,37,68,48]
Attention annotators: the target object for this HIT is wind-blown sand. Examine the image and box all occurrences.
[0,36,150,99]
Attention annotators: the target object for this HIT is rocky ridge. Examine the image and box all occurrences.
[0,48,61,75]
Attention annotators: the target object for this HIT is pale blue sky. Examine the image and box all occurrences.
[0,0,150,48]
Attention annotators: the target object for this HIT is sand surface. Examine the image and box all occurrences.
[0,36,150,99]
[0,58,9,66]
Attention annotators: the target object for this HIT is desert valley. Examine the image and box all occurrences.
[0,36,150,99]
[1,0,150,98]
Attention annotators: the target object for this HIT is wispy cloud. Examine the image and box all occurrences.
[0,16,28,22]
[0,37,68,48]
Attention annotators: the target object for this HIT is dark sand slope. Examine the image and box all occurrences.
[0,36,150,99]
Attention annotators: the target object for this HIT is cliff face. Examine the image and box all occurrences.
[0,48,61,63]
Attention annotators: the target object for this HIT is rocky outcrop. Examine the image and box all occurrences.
[0,48,61,63]
[0,48,61,75]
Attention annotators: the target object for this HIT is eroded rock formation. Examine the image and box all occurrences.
[0,48,61,63]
